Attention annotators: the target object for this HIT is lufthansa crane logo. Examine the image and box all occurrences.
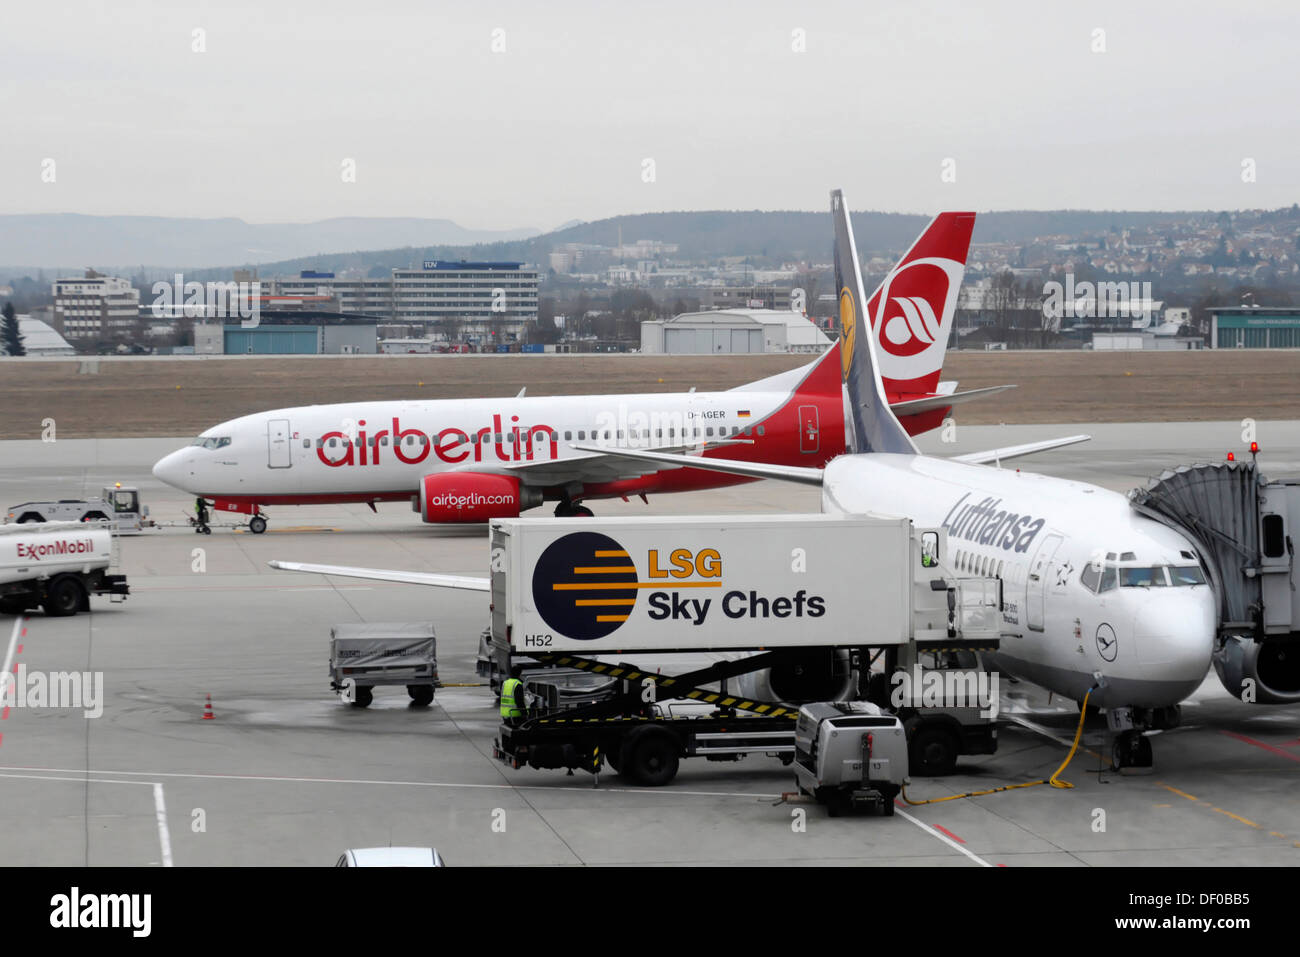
[838,287,857,380]
[532,532,642,640]
[1096,623,1118,662]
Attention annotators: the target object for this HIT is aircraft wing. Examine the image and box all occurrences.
[951,434,1091,466]
[566,444,826,485]
[268,560,489,590]
[455,440,752,487]
[890,384,1017,416]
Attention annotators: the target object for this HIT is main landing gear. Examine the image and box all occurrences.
[553,499,593,518]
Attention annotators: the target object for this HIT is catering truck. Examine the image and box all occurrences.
[488,514,1001,786]
[0,521,130,616]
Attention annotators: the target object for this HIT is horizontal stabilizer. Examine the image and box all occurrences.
[952,434,1091,466]
[567,444,825,485]
[268,560,489,590]
[890,384,1016,416]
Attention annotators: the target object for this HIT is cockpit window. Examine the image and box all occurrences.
[190,436,231,450]
[1120,566,1167,587]
[1169,565,1207,586]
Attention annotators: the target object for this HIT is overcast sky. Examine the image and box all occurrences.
[3,0,1297,230]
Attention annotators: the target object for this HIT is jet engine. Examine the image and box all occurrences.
[734,649,856,705]
[1213,635,1300,704]
[414,473,541,524]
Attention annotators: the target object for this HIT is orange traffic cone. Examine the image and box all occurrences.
[202,694,214,720]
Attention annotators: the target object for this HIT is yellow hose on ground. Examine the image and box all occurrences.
[902,686,1094,806]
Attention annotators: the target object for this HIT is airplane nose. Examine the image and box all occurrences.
[1131,589,1216,681]
[152,450,191,490]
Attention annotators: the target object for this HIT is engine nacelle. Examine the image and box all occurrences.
[735,649,856,705]
[415,473,541,524]
[1213,635,1300,704]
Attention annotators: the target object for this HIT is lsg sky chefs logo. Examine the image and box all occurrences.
[526,531,826,646]
[151,275,261,327]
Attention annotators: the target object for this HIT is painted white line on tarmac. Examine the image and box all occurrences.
[0,771,173,867]
[0,615,21,700]
[895,806,994,867]
[0,764,777,799]
[153,783,173,867]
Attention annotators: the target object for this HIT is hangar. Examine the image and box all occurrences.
[1209,307,1300,349]
[194,313,378,355]
[640,309,831,355]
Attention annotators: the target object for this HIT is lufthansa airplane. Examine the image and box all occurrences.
[567,190,1217,769]
[152,214,1011,532]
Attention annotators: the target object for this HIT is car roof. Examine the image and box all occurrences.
[346,847,442,867]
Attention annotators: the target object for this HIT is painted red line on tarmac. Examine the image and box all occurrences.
[932,824,965,844]
[1,707,8,720]
[15,645,22,654]
[1222,730,1300,762]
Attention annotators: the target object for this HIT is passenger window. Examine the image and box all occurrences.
[706,427,714,437]
[757,426,765,436]
[303,439,310,448]
[564,431,572,441]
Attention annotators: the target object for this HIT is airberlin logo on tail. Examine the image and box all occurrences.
[868,258,964,379]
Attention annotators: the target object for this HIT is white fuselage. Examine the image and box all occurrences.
[821,454,1216,710]
[152,386,818,503]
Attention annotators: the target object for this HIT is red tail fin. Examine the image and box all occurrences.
[862,212,975,399]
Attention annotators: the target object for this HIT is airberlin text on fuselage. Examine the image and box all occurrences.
[315,415,558,468]
[941,493,1046,553]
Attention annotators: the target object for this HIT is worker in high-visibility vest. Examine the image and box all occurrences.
[500,675,527,722]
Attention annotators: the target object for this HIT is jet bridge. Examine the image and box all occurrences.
[1129,460,1300,703]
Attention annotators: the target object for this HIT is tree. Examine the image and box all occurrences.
[1,303,25,356]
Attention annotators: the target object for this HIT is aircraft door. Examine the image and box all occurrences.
[1026,533,1063,631]
[798,404,820,454]
[268,419,292,469]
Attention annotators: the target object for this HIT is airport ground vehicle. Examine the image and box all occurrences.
[793,702,908,816]
[335,847,445,867]
[329,623,438,708]
[0,521,129,616]
[7,485,153,532]
[486,514,1001,785]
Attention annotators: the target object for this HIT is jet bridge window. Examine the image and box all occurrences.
[1263,514,1286,558]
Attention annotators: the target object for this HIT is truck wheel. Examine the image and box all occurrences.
[604,744,621,773]
[880,787,898,816]
[407,685,434,706]
[909,725,959,776]
[623,727,679,786]
[248,516,268,534]
[16,513,44,524]
[352,686,373,708]
[43,576,85,617]
[82,511,109,523]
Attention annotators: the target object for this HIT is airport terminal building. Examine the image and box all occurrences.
[1209,307,1300,348]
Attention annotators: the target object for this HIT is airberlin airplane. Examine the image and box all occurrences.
[153,212,1011,531]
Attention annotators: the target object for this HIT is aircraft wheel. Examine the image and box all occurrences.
[248,516,267,534]
[571,505,594,518]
